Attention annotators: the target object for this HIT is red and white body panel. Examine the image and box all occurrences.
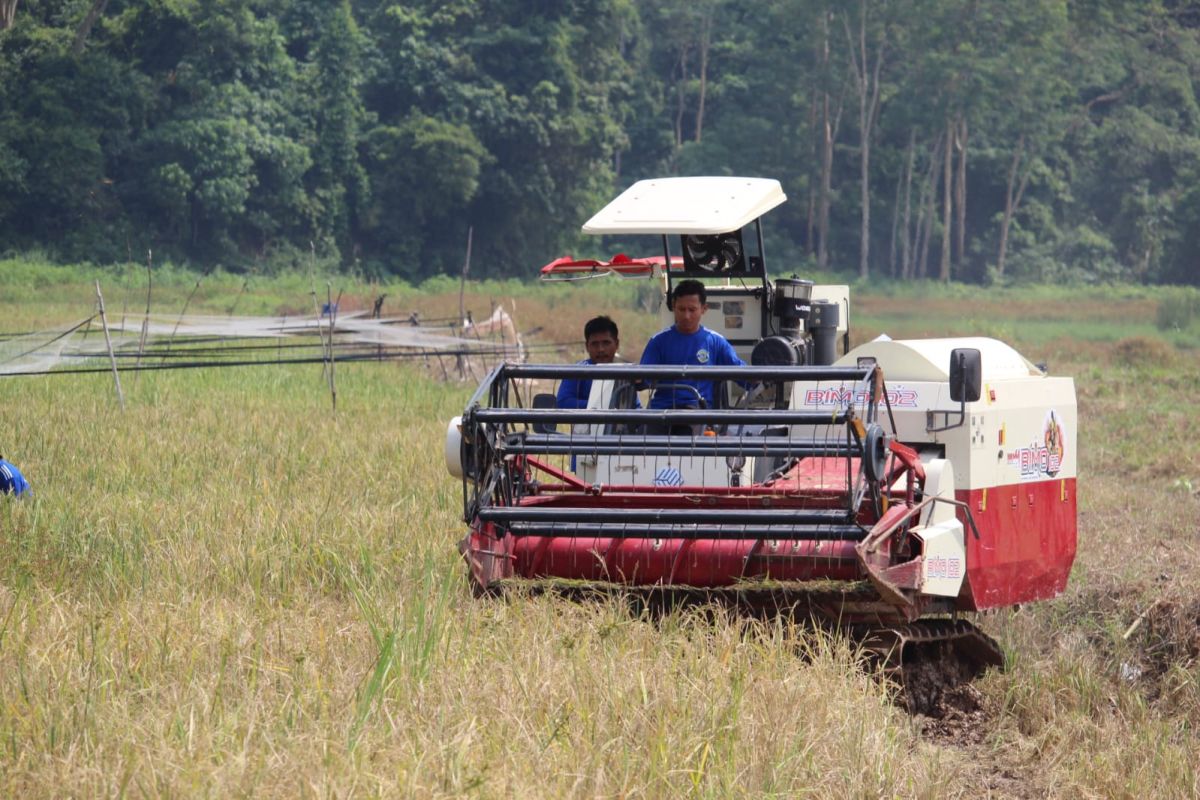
[810,337,1078,611]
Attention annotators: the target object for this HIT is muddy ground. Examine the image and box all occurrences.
[905,595,1200,798]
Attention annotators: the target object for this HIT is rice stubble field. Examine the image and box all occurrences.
[1,268,1198,797]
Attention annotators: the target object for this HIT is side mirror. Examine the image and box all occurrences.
[928,348,981,433]
[949,348,982,403]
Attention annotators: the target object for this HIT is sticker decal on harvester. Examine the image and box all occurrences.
[654,466,684,487]
[1007,409,1066,479]
[802,385,919,408]
[926,555,963,580]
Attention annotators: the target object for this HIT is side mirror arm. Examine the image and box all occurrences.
[926,400,967,433]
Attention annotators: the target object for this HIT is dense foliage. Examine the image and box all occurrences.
[2,0,1199,284]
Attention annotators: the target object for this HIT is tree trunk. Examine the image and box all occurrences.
[0,0,18,31]
[844,0,886,281]
[939,118,953,282]
[819,103,832,271]
[852,3,870,280]
[889,152,902,278]
[917,132,944,279]
[72,0,109,55]
[806,89,818,255]
[694,11,711,143]
[858,116,871,280]
[997,134,1029,278]
[866,11,885,275]
[913,158,927,278]
[673,46,690,151]
[816,12,833,272]
[901,129,916,279]
[954,116,967,275]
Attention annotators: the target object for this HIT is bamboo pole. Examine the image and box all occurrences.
[326,283,339,411]
[456,226,473,381]
[134,248,152,382]
[162,275,203,365]
[308,241,331,386]
[310,286,327,383]
[94,281,125,410]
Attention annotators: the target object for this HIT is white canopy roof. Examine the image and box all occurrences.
[581,177,787,235]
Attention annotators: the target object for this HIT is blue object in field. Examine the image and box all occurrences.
[0,458,30,497]
[321,302,338,316]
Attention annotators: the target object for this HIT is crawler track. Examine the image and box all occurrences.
[857,619,1005,714]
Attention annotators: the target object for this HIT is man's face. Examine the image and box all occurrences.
[672,293,705,335]
[585,331,618,363]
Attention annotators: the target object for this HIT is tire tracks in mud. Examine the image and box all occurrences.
[913,684,1044,799]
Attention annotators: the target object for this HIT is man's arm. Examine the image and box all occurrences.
[711,332,746,366]
[555,377,588,409]
[638,334,662,365]
[712,333,752,398]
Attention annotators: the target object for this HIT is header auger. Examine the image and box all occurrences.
[445,177,1077,709]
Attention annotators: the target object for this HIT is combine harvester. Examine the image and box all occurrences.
[445,177,1076,702]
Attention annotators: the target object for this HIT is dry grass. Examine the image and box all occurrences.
[1,275,1198,797]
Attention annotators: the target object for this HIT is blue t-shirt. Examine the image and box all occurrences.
[555,359,595,409]
[0,459,31,497]
[639,326,745,409]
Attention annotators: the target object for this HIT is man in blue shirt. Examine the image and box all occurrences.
[640,279,745,410]
[556,315,622,408]
[0,456,31,497]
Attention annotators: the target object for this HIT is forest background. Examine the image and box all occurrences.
[3,0,1200,287]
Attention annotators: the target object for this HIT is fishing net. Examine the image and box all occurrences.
[0,308,531,379]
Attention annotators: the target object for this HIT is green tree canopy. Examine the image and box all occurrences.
[2,0,1200,285]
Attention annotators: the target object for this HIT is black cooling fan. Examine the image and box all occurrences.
[681,232,745,273]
